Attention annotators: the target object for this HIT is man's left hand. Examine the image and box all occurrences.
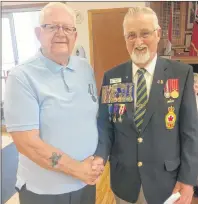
[172,181,194,204]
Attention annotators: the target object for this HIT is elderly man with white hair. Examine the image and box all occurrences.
[94,6,198,204]
[4,2,104,204]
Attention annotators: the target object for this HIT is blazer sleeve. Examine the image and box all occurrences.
[178,66,198,186]
[94,74,115,162]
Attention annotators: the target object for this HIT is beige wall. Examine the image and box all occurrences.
[2,1,146,63]
[67,2,146,62]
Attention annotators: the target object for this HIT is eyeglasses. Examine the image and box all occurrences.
[41,24,77,35]
[125,29,157,42]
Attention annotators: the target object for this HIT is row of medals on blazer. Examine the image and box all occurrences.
[106,81,179,149]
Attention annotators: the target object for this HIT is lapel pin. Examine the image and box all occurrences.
[157,80,164,84]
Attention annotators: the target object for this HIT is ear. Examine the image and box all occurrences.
[74,31,78,41]
[35,27,41,41]
[156,28,162,43]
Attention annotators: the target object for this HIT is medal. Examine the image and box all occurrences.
[126,84,133,102]
[88,84,97,102]
[165,79,179,99]
[113,104,119,123]
[170,79,179,99]
[118,116,122,122]
[170,90,179,99]
[164,80,170,98]
[118,104,126,122]
[92,95,97,102]
[108,104,113,121]
[165,106,177,129]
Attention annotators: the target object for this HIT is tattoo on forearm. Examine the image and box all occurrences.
[49,152,62,167]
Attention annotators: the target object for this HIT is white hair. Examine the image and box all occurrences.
[39,2,76,26]
[194,73,198,84]
[123,6,160,33]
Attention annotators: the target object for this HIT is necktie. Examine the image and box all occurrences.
[134,68,148,132]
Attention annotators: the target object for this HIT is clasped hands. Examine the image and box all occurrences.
[74,156,105,185]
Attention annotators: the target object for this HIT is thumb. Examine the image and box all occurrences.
[172,187,180,194]
[172,183,180,194]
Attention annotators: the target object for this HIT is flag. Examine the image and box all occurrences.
[164,3,173,55]
[189,3,198,56]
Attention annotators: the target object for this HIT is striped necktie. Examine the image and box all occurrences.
[134,68,148,132]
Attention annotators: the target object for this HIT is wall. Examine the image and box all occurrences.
[67,2,146,62]
[2,1,146,62]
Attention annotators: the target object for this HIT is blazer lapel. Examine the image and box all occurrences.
[124,61,139,133]
[141,57,168,133]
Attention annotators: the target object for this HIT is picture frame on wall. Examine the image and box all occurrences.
[184,34,192,52]
[186,2,197,30]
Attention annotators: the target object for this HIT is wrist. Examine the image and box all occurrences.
[60,156,80,176]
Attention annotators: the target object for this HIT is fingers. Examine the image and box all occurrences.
[87,166,104,185]
[92,156,104,173]
[172,182,181,194]
[92,164,104,172]
[174,196,192,204]
[92,156,104,165]
[81,156,104,185]
[174,188,193,204]
[173,188,180,194]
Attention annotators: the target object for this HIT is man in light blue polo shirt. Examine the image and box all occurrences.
[4,2,104,204]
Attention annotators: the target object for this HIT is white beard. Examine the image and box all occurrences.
[131,47,150,65]
[196,94,198,110]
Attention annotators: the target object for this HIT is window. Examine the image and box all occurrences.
[13,11,40,63]
[2,14,16,101]
[2,9,40,101]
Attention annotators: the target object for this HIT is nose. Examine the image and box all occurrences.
[134,36,144,47]
[56,26,66,36]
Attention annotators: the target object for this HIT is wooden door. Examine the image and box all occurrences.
[88,8,129,92]
[88,8,130,204]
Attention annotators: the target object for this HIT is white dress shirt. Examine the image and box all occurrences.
[132,54,157,108]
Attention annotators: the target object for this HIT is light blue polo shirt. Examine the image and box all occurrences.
[4,51,99,195]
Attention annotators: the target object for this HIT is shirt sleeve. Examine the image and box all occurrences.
[4,72,39,132]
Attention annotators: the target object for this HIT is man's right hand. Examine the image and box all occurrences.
[72,156,102,185]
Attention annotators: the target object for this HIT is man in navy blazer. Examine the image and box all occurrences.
[94,6,198,204]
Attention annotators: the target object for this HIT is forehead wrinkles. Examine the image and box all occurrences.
[42,7,74,25]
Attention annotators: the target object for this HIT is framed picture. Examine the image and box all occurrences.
[184,34,192,52]
[186,2,197,30]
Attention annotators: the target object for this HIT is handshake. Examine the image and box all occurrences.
[72,156,105,185]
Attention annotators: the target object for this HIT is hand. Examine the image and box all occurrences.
[92,156,104,172]
[72,156,102,185]
[91,156,105,183]
[172,181,194,204]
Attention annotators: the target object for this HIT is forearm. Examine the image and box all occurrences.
[11,131,79,177]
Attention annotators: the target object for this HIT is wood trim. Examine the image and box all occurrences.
[171,56,198,64]
[88,10,94,68]
[2,2,48,10]
[88,7,128,14]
